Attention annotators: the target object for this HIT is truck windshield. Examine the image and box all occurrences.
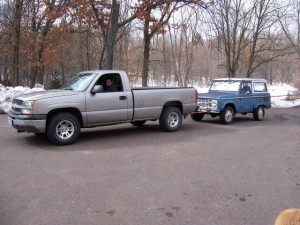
[61,73,96,92]
[210,80,240,92]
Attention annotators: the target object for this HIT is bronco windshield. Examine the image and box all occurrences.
[210,80,241,92]
[61,73,96,92]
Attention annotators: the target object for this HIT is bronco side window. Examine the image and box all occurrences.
[254,82,267,92]
[241,82,252,94]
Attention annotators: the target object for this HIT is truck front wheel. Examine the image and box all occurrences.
[47,113,80,145]
[220,106,234,124]
[159,106,182,132]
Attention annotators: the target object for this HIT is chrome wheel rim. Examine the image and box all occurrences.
[168,112,179,127]
[56,120,75,140]
[225,110,233,122]
[258,108,264,119]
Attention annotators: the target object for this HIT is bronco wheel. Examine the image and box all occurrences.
[191,113,204,121]
[47,113,80,145]
[220,106,234,124]
[253,106,265,121]
[159,106,182,132]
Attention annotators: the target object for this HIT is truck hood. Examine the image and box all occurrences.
[198,91,238,99]
[15,89,79,101]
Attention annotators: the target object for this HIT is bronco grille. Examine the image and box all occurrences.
[198,99,213,108]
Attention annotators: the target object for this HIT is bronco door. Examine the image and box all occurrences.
[239,81,256,113]
[253,81,271,108]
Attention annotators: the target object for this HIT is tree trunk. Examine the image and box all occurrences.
[142,36,151,87]
[142,16,151,87]
[103,0,120,70]
[86,30,90,70]
[12,0,23,86]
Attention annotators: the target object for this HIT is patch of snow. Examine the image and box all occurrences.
[0,85,44,114]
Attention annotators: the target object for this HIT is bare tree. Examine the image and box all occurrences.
[245,0,279,78]
[89,0,136,69]
[207,0,290,78]
[12,0,23,86]
[139,0,211,86]
[0,1,12,85]
[208,0,254,77]
[276,0,300,58]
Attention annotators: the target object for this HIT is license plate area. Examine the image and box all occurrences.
[8,117,13,126]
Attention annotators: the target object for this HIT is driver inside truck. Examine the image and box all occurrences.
[104,78,118,92]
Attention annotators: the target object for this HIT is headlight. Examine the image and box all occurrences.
[21,100,35,114]
[22,100,35,108]
[211,100,217,108]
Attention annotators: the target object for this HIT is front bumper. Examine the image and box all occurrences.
[8,111,46,133]
[193,106,220,114]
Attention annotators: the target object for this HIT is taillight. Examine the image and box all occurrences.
[195,89,198,103]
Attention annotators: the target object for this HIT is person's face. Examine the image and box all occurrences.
[106,79,112,87]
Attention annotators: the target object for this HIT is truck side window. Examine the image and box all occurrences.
[95,73,124,92]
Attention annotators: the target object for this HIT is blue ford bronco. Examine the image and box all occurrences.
[192,78,271,124]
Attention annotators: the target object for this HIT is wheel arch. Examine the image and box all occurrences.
[254,104,267,109]
[162,101,183,113]
[46,108,83,128]
[223,103,237,114]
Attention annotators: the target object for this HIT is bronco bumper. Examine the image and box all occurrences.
[193,106,220,114]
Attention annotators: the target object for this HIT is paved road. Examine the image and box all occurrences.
[0,107,299,225]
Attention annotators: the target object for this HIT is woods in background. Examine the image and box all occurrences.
[0,0,299,88]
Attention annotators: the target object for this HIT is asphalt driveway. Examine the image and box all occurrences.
[0,107,299,225]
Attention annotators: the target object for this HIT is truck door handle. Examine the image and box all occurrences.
[119,96,127,100]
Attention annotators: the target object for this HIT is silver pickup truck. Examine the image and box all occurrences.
[8,70,197,145]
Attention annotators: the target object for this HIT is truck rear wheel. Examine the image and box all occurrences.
[191,113,204,121]
[253,106,265,121]
[159,106,182,132]
[47,113,80,145]
[220,106,234,124]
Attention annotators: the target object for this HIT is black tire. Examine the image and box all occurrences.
[253,106,265,121]
[47,113,81,145]
[220,106,235,124]
[131,120,146,126]
[159,106,182,132]
[191,113,204,121]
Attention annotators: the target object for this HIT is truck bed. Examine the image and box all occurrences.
[131,87,197,120]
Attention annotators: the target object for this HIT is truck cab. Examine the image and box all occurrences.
[192,78,271,124]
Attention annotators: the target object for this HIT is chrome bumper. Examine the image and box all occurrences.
[194,106,220,114]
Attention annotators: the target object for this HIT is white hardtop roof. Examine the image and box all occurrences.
[79,70,124,74]
[213,78,267,82]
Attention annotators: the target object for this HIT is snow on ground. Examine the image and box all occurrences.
[0,84,44,114]
[268,83,300,108]
[0,83,299,114]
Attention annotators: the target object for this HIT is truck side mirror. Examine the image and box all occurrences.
[91,85,104,94]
